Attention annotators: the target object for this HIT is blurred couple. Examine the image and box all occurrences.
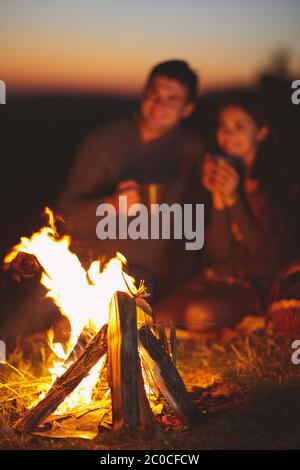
[57,60,294,333]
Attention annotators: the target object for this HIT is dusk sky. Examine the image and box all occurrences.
[1,0,299,95]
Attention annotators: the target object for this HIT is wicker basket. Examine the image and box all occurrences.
[268,261,300,335]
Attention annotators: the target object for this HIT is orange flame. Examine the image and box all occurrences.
[4,208,141,413]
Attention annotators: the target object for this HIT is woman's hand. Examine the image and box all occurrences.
[214,159,240,207]
[202,155,240,209]
[202,154,217,193]
[201,155,226,210]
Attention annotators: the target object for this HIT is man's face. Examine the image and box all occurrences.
[140,75,195,134]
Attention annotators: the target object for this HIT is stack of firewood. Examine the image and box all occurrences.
[15,292,202,433]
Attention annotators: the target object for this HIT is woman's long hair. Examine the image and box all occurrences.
[215,91,296,263]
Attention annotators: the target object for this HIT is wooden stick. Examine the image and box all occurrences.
[156,322,169,353]
[169,322,177,366]
[15,324,108,432]
[139,325,202,426]
[108,291,155,431]
[65,326,94,363]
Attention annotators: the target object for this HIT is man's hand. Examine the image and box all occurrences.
[109,179,141,215]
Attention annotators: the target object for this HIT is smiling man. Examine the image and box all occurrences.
[56,60,205,299]
[139,69,196,142]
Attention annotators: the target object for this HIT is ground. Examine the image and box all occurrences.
[1,329,300,450]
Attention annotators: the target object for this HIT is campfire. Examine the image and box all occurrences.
[4,208,201,435]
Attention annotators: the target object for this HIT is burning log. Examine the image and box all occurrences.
[152,322,177,365]
[65,326,94,363]
[14,324,108,432]
[155,322,169,352]
[139,325,202,426]
[3,252,41,282]
[169,322,177,366]
[108,291,155,431]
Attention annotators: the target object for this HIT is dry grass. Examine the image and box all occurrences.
[1,329,300,450]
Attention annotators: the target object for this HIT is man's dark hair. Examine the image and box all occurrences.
[146,60,198,103]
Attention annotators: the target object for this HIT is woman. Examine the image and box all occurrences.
[155,93,294,332]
